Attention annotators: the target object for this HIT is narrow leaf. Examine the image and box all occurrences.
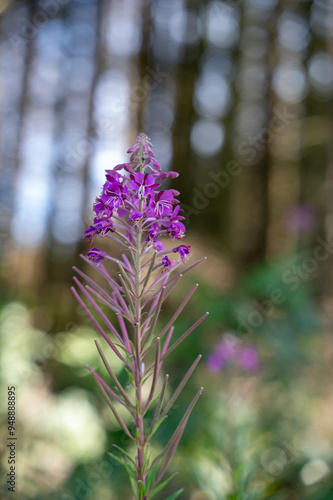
[145,464,157,493]
[88,366,134,441]
[118,272,135,311]
[161,327,174,357]
[167,256,207,286]
[138,480,146,500]
[143,325,174,359]
[150,387,203,469]
[142,272,168,332]
[71,287,130,368]
[161,355,202,418]
[143,256,206,301]
[164,489,184,500]
[143,270,181,310]
[121,253,134,274]
[107,451,137,495]
[125,367,135,387]
[148,374,169,439]
[116,313,132,352]
[157,284,199,339]
[95,339,134,410]
[117,260,135,295]
[111,444,136,468]
[73,276,126,347]
[163,273,184,302]
[163,313,209,358]
[144,392,161,413]
[144,337,161,410]
[147,473,177,500]
[112,287,133,322]
[142,286,166,348]
[89,365,130,409]
[73,266,114,304]
[85,285,123,316]
[154,421,186,486]
[147,415,168,442]
[105,232,130,248]
[142,251,157,290]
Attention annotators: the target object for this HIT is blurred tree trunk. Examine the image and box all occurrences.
[136,0,152,134]
[76,0,105,253]
[227,3,272,269]
[2,3,38,290]
[45,0,101,285]
[322,34,333,295]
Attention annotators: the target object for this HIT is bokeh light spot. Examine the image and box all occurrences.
[191,119,225,158]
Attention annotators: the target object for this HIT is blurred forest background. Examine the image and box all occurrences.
[1,0,333,499]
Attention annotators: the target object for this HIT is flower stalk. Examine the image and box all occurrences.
[72,133,207,500]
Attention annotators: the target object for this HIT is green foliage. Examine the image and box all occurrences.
[107,450,137,495]
[148,415,169,441]
[147,473,178,499]
[164,489,184,500]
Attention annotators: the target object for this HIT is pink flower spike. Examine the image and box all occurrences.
[74,133,208,497]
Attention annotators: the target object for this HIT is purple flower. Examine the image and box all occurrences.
[161,255,172,271]
[105,170,121,184]
[129,172,160,199]
[127,145,140,154]
[142,142,155,157]
[87,248,107,263]
[153,240,164,251]
[94,218,115,235]
[206,337,260,374]
[164,206,185,239]
[84,133,189,251]
[168,223,185,239]
[155,171,179,180]
[130,211,144,225]
[236,347,260,372]
[126,229,134,244]
[284,204,318,234]
[173,245,191,263]
[206,351,224,373]
[101,181,128,210]
[151,158,162,171]
[93,198,113,219]
[84,225,100,243]
[74,133,208,497]
[145,228,158,242]
[150,190,177,218]
[127,134,155,163]
[84,220,114,242]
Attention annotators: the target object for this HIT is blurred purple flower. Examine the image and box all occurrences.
[236,346,260,372]
[206,351,224,373]
[284,204,318,233]
[207,337,260,374]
